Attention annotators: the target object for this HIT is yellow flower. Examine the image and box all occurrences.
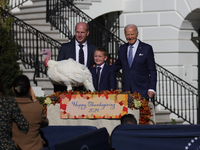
[44,97,52,105]
[134,99,142,108]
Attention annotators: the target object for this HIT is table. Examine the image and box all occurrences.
[47,102,155,134]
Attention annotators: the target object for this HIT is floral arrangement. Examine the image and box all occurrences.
[43,90,152,124]
[127,91,152,124]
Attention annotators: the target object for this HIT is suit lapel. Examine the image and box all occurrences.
[87,43,92,67]
[132,42,142,66]
[99,64,108,85]
[131,41,142,68]
[122,44,129,67]
[72,40,76,60]
[92,68,97,88]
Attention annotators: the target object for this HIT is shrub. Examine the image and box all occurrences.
[0,23,22,95]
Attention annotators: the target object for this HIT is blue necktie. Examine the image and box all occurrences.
[79,44,84,65]
[128,45,133,67]
[96,67,101,91]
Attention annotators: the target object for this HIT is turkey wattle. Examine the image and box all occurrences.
[40,49,95,92]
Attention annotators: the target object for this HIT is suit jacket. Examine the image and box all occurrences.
[90,64,117,92]
[12,97,49,150]
[114,40,157,99]
[57,40,96,69]
[55,40,97,92]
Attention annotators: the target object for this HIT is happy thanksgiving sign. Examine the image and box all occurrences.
[60,94,128,119]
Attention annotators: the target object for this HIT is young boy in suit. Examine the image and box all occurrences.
[90,47,117,92]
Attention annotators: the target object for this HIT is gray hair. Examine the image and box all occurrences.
[124,24,138,33]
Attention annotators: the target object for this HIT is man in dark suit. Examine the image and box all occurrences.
[114,24,157,100]
[90,47,116,92]
[54,22,96,92]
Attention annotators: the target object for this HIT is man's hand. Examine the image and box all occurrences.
[148,91,155,99]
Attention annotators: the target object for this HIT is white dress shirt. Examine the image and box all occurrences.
[75,40,88,66]
[127,39,139,60]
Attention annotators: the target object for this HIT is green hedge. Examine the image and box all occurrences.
[0,23,22,96]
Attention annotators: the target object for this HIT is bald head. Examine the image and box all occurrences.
[75,22,89,32]
[75,22,90,44]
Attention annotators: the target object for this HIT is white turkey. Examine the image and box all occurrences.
[40,49,95,92]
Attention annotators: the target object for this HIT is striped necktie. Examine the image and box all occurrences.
[79,44,84,65]
[128,45,133,67]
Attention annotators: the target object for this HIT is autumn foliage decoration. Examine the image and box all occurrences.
[43,90,152,124]
[128,91,152,124]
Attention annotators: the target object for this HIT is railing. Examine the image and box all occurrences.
[156,64,199,124]
[0,7,61,85]
[9,0,28,10]
[46,0,125,62]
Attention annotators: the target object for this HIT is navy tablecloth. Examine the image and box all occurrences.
[40,126,98,149]
[110,124,200,150]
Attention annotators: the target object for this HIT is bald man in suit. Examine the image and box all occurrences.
[54,22,96,92]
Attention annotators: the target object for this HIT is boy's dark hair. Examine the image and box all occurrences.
[94,47,108,56]
[13,75,30,97]
[121,114,137,125]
